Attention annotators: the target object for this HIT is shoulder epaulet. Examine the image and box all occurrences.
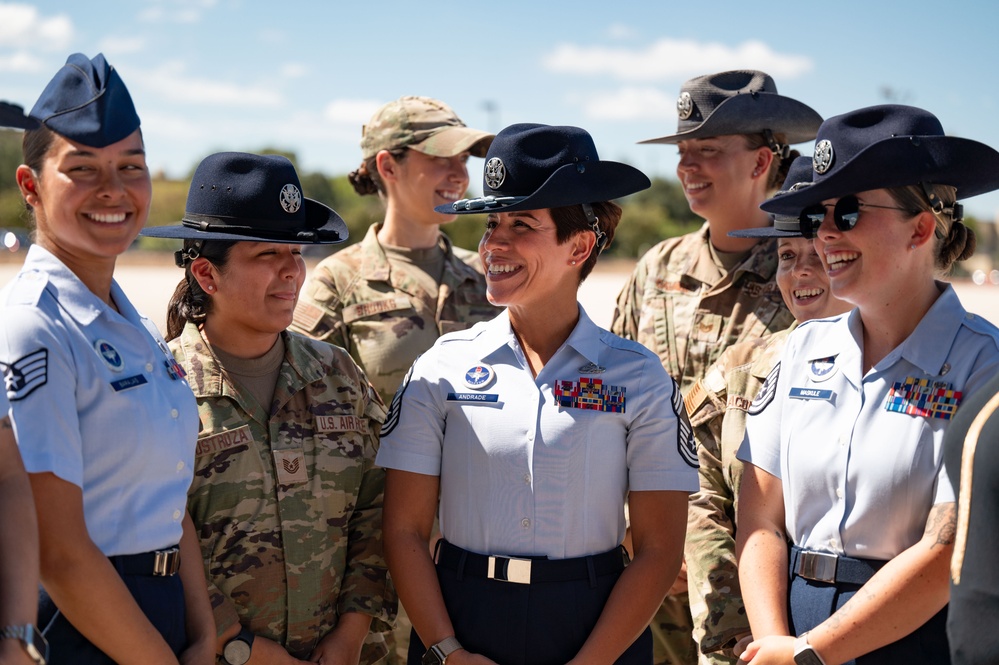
[2,270,49,307]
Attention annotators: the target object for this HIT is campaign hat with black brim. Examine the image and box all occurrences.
[0,102,39,130]
[141,152,347,244]
[639,70,822,146]
[761,104,999,216]
[730,155,814,238]
[436,123,650,215]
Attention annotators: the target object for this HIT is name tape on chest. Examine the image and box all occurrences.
[196,424,254,457]
[789,387,834,401]
[341,296,412,323]
[447,392,500,403]
[316,414,369,435]
[110,374,148,392]
[554,377,626,413]
[885,377,962,420]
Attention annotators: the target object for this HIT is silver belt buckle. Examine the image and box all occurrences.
[797,550,837,583]
[487,555,532,584]
[153,547,181,576]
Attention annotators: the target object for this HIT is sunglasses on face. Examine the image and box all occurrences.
[797,195,921,239]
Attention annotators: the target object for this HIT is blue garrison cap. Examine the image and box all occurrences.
[29,53,140,147]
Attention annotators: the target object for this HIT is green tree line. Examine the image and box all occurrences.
[1,130,988,271]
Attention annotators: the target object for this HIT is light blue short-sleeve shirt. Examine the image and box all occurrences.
[377,307,699,560]
[1,246,199,556]
[739,284,999,560]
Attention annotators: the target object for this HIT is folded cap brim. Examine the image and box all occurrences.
[411,126,494,158]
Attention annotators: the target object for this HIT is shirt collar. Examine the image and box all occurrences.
[24,244,121,327]
[475,306,604,367]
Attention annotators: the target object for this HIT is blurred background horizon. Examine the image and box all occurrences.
[3,0,999,266]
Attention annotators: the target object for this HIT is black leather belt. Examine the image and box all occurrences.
[435,539,626,585]
[111,546,181,577]
[790,546,886,585]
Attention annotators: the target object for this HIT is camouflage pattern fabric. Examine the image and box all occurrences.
[611,225,794,665]
[682,329,792,663]
[291,224,498,405]
[172,324,395,662]
[611,224,794,395]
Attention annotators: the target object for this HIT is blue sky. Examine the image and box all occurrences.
[4,0,999,218]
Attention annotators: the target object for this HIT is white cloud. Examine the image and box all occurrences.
[280,62,308,79]
[0,3,73,50]
[582,87,676,121]
[323,99,382,125]
[607,23,637,40]
[136,61,284,107]
[0,50,46,73]
[137,0,217,24]
[98,36,146,55]
[544,38,813,81]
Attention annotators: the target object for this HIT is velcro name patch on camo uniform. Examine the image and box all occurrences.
[553,377,626,413]
[885,377,962,420]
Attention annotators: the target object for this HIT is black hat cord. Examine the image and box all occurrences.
[763,129,790,160]
[582,203,607,254]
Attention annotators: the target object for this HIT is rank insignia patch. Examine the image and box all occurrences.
[553,377,626,413]
[885,377,962,420]
[3,349,48,401]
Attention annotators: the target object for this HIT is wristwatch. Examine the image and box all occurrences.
[222,625,255,665]
[793,634,827,665]
[0,624,48,665]
[422,636,463,665]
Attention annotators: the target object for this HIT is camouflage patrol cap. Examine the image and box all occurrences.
[360,96,493,160]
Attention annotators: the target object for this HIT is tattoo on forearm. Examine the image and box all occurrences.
[0,417,10,431]
[927,504,957,547]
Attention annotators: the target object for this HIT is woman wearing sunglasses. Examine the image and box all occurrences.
[735,105,999,665]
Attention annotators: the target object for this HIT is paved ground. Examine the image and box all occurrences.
[1,253,998,335]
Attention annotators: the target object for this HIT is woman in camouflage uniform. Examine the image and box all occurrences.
[145,152,394,665]
[291,96,498,406]
[611,70,822,665]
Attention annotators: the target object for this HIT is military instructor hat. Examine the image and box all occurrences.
[361,95,493,160]
[440,123,651,216]
[639,70,822,146]
[0,101,39,130]
[730,155,814,238]
[141,152,348,255]
[761,104,999,216]
[29,53,139,147]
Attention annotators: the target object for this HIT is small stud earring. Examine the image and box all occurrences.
[206,284,215,292]
[910,244,917,250]
[752,169,760,177]
[571,260,577,265]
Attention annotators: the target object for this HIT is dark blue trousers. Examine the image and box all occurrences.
[408,545,652,665]
[39,555,188,664]
[789,574,949,665]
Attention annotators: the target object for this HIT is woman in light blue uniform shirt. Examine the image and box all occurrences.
[378,124,699,665]
[735,105,999,665]
[1,54,214,664]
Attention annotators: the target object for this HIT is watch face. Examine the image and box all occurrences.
[224,639,251,665]
[793,646,825,665]
[421,646,444,665]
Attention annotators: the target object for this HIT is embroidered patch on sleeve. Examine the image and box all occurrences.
[747,362,780,416]
[3,349,48,401]
[553,377,626,413]
[885,377,962,420]
[671,377,698,468]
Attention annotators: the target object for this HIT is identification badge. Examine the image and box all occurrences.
[789,387,834,401]
[463,364,495,390]
[885,377,962,420]
[447,392,499,403]
[110,374,148,392]
[554,377,626,413]
[274,449,309,485]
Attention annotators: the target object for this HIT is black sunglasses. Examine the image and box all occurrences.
[797,195,921,239]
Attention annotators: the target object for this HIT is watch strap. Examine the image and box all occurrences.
[793,634,827,665]
[0,625,48,665]
[434,636,462,658]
